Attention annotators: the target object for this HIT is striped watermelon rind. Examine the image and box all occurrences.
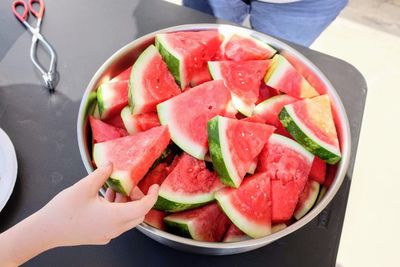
[279,105,341,164]
[155,34,186,88]
[154,195,210,212]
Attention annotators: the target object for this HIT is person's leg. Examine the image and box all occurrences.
[249,0,348,47]
[183,0,250,25]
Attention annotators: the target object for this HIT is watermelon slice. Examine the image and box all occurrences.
[155,30,222,89]
[110,66,132,83]
[215,172,272,238]
[89,116,127,143]
[190,65,212,87]
[121,106,160,135]
[163,202,231,242]
[222,224,250,242]
[93,126,170,196]
[104,112,126,129]
[253,94,297,136]
[293,179,320,220]
[157,80,231,160]
[257,134,314,222]
[208,116,275,188]
[309,157,327,184]
[208,60,271,116]
[144,209,166,230]
[97,81,129,120]
[154,153,224,212]
[128,45,180,115]
[279,95,341,164]
[264,54,319,99]
[223,34,276,61]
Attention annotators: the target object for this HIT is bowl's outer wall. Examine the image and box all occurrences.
[77,24,351,255]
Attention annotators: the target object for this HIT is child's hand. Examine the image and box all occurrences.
[40,163,159,247]
[0,163,159,266]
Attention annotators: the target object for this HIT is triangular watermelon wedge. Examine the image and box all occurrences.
[279,95,341,164]
[89,116,127,143]
[97,81,128,120]
[264,54,319,99]
[154,153,224,212]
[155,30,222,89]
[215,172,272,238]
[208,116,275,188]
[129,45,181,115]
[222,34,276,61]
[163,202,231,242]
[208,60,271,116]
[157,80,232,160]
[93,126,170,196]
[257,134,314,222]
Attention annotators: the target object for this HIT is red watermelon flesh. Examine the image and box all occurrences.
[215,172,272,238]
[160,153,223,197]
[138,163,169,194]
[89,116,127,143]
[241,115,265,124]
[157,80,232,160]
[208,60,271,116]
[164,202,231,242]
[309,157,327,184]
[190,65,212,87]
[224,34,276,61]
[121,106,161,135]
[144,209,166,230]
[257,84,280,104]
[223,223,250,242]
[257,134,314,222]
[165,154,181,174]
[225,118,275,180]
[93,126,170,195]
[104,113,126,129]
[110,66,132,82]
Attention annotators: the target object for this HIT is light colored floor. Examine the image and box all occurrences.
[165,1,400,265]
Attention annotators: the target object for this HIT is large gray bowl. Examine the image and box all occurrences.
[77,24,351,255]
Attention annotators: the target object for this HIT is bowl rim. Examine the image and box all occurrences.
[77,23,351,251]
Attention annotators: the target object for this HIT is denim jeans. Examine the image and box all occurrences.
[182,0,348,47]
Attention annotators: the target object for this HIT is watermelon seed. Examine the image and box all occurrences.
[208,105,213,110]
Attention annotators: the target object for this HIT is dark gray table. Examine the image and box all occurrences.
[0,0,367,266]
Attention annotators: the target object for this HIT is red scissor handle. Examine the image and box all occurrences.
[29,0,45,19]
[11,0,29,22]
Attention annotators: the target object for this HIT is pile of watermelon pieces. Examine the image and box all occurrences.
[87,30,342,242]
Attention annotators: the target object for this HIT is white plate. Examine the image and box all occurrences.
[0,128,18,212]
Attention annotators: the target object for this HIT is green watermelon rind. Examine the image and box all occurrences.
[155,34,186,89]
[163,218,193,239]
[157,101,207,160]
[294,180,320,220]
[96,84,110,119]
[215,191,271,238]
[279,106,341,164]
[208,61,254,117]
[129,45,159,115]
[92,144,133,196]
[154,195,210,212]
[208,116,241,188]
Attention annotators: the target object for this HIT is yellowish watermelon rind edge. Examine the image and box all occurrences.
[279,105,341,164]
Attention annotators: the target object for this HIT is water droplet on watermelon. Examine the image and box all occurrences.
[238,72,243,77]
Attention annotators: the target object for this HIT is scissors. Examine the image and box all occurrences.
[11,0,57,90]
